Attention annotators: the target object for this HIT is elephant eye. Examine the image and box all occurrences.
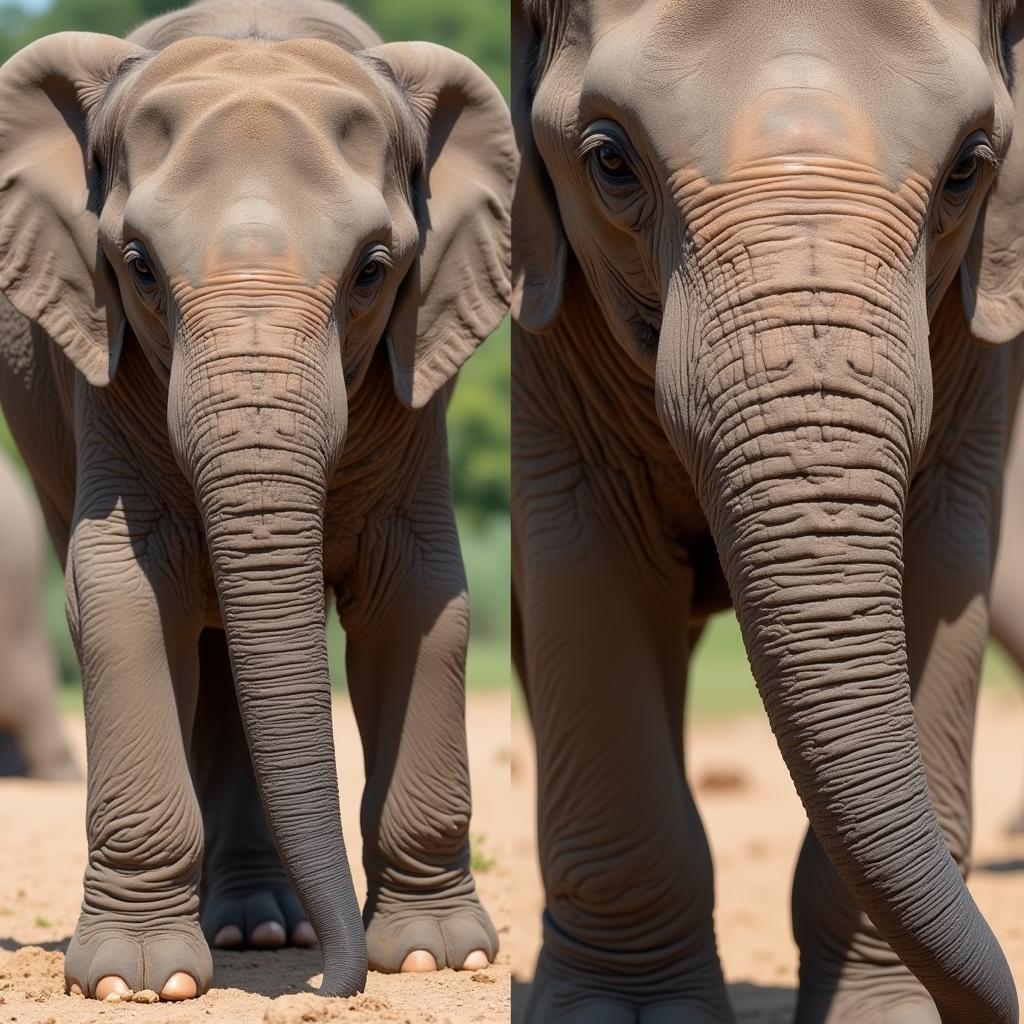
[579,123,647,227]
[595,142,630,179]
[934,133,997,236]
[350,244,393,309]
[941,135,996,205]
[585,137,639,189]
[944,155,980,199]
[123,243,163,309]
[947,155,978,189]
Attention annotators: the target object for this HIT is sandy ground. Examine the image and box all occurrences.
[0,693,511,1024]
[509,688,1024,1022]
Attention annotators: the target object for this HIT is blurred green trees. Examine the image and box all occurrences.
[0,0,508,95]
[0,0,511,685]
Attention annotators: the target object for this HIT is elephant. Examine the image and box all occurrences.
[511,1,1024,1021]
[0,0,513,1003]
[0,446,78,780]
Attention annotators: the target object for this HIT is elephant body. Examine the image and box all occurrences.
[0,0,512,1002]
[0,440,77,780]
[512,1,1024,1021]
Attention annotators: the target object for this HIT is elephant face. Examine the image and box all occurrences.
[518,0,1017,370]
[95,38,421,401]
[0,31,515,410]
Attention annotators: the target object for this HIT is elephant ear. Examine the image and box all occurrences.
[511,0,565,333]
[0,32,144,386]
[957,2,1024,344]
[365,42,515,409]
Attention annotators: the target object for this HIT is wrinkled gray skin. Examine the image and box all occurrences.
[0,448,78,779]
[990,402,1024,832]
[513,1,1024,1022]
[0,0,513,1002]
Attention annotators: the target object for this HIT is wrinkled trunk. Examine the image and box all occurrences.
[169,320,366,996]
[657,264,1016,1021]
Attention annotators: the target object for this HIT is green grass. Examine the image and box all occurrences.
[470,834,497,873]
[688,611,1024,719]
[511,609,1024,721]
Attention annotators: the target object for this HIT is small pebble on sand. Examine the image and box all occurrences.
[132,990,159,1004]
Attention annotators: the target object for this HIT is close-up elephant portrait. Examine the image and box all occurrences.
[510,0,1024,1022]
[2,1,1024,1023]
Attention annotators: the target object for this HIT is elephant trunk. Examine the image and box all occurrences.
[657,271,1016,1021]
[168,318,367,997]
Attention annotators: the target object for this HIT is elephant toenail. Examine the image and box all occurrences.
[68,982,84,997]
[400,950,438,972]
[291,921,317,947]
[213,924,244,948]
[249,921,286,948]
[159,972,198,1001]
[94,976,131,1001]
[461,950,488,971]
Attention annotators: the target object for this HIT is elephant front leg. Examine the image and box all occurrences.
[63,513,211,1001]
[517,499,732,1023]
[339,510,496,975]
[792,463,1000,1024]
[192,629,316,951]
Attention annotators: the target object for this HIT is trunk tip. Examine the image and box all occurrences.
[317,955,368,999]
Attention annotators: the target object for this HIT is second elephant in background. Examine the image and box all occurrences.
[0,448,77,780]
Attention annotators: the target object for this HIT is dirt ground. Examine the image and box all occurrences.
[0,693,511,1024]
[509,688,1024,1022]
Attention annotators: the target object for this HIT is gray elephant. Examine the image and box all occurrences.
[0,447,78,779]
[0,0,513,1003]
[512,1,1023,1022]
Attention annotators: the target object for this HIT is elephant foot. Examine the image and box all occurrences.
[202,856,314,951]
[796,970,938,1024]
[523,950,735,1023]
[64,918,212,1001]
[363,876,498,973]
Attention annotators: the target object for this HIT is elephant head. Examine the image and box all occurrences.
[0,30,513,996]
[514,0,1022,1019]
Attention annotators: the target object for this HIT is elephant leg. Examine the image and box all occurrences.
[792,462,997,1023]
[191,628,315,950]
[62,509,211,1001]
[339,502,496,975]
[516,486,732,1023]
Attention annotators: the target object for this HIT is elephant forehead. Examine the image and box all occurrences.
[115,39,397,187]
[573,0,993,185]
[131,35,387,96]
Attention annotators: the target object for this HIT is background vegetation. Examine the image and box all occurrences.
[0,0,510,692]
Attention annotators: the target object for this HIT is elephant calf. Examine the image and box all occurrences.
[513,0,1022,1022]
[0,0,513,1002]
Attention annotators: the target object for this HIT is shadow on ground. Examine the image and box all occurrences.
[0,936,69,953]
[511,977,795,1023]
[0,936,324,999]
[975,858,1024,873]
